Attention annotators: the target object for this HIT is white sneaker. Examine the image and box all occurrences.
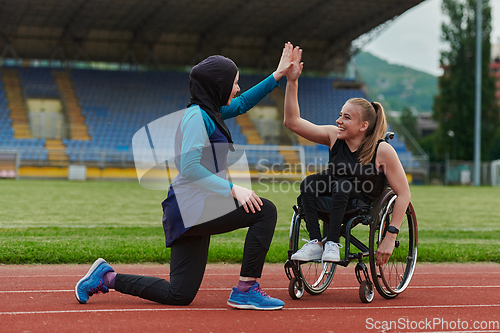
[291,239,323,261]
[322,241,343,262]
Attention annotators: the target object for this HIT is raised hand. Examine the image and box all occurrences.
[286,46,303,82]
[272,42,294,81]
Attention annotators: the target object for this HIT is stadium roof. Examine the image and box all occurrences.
[0,0,424,73]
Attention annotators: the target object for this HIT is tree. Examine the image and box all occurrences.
[433,0,500,161]
[400,107,419,141]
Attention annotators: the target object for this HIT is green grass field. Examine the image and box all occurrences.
[1,179,499,264]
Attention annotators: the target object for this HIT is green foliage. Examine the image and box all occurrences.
[354,52,438,112]
[418,131,441,162]
[433,0,500,160]
[485,127,500,160]
[1,180,500,264]
[400,107,419,140]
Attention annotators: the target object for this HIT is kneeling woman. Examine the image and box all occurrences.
[75,44,295,310]
[283,46,410,265]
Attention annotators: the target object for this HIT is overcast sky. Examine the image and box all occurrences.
[361,0,500,76]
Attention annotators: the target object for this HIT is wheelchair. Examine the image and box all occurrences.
[284,133,418,303]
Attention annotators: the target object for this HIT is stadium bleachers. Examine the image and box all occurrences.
[0,66,413,170]
[68,69,250,164]
[19,67,61,99]
[0,70,49,162]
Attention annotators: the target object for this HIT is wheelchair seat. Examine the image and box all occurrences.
[296,192,373,224]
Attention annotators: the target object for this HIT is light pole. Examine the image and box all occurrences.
[474,0,482,186]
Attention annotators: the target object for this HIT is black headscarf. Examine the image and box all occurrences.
[188,55,238,145]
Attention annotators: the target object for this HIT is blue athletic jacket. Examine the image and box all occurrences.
[162,74,279,247]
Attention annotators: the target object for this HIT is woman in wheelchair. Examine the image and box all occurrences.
[283,46,411,266]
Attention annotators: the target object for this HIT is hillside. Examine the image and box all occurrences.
[354,52,438,112]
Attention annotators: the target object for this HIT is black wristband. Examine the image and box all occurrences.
[387,226,399,234]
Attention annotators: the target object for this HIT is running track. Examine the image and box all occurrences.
[1,263,499,332]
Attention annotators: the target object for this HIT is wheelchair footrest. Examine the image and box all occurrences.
[284,260,297,281]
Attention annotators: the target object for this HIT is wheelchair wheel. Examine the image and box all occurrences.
[369,189,418,299]
[288,277,305,300]
[359,280,374,303]
[289,211,336,295]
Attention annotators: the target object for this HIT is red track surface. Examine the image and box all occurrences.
[1,263,500,332]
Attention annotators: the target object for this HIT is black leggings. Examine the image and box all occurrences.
[300,171,367,243]
[114,196,277,305]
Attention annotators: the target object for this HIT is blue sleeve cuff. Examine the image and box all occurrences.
[221,74,279,119]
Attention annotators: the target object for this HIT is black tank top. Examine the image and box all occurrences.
[328,139,387,198]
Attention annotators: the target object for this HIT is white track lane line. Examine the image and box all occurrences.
[1,285,499,294]
[1,271,499,279]
[1,303,500,316]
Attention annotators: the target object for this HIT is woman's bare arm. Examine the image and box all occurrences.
[374,142,411,266]
[283,47,337,147]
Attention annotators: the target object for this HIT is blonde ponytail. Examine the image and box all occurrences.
[347,98,387,165]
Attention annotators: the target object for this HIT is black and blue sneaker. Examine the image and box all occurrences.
[75,258,114,304]
[227,282,284,310]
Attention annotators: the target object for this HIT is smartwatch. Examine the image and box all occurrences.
[387,226,399,234]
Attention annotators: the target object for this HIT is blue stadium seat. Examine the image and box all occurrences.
[0,66,414,166]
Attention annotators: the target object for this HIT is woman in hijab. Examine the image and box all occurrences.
[75,43,295,310]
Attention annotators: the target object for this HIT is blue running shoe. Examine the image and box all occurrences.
[75,258,114,304]
[227,282,284,310]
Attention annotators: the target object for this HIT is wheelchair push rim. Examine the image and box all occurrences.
[369,190,418,299]
[289,211,336,296]
[298,259,336,295]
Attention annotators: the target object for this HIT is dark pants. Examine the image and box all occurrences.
[114,196,277,305]
[300,172,367,243]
